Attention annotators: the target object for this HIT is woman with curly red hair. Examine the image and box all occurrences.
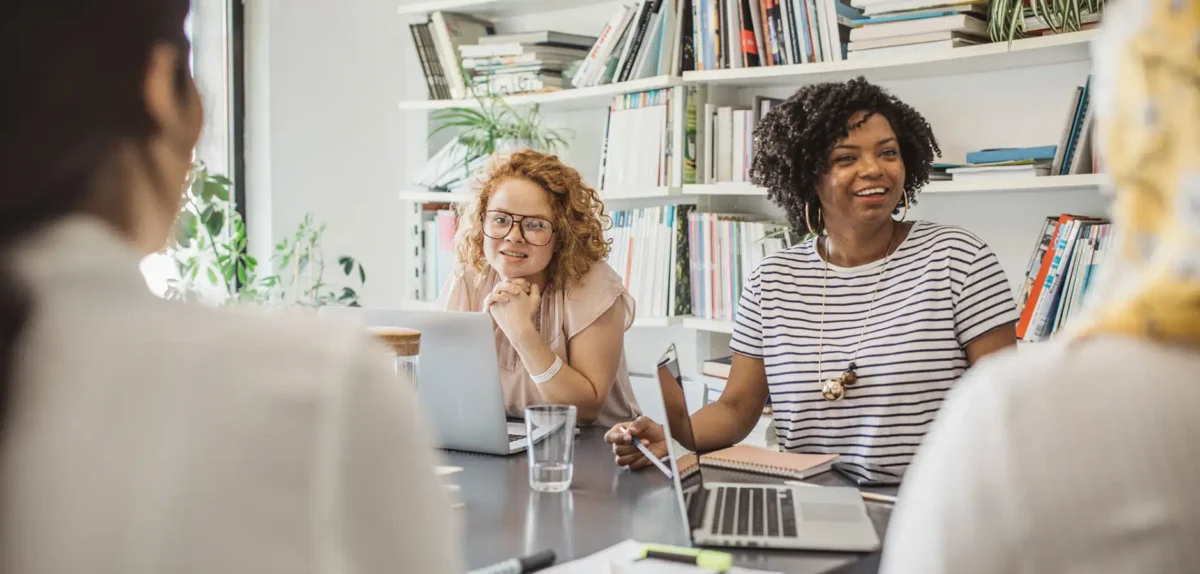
[436,150,641,426]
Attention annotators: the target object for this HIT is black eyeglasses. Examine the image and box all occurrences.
[482,210,555,247]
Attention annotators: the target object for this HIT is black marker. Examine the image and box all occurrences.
[468,549,556,574]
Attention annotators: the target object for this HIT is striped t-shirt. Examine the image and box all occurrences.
[730,221,1019,471]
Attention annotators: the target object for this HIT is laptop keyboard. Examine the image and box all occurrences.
[710,486,797,538]
[507,434,525,443]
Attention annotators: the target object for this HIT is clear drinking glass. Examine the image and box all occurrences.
[524,404,577,493]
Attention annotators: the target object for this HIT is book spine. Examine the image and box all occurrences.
[739,0,761,66]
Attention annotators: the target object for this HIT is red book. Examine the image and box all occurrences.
[1017,214,1071,339]
[740,0,761,67]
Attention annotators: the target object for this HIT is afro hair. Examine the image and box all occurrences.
[750,76,941,234]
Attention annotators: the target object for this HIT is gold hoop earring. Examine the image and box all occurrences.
[805,202,822,234]
[894,192,909,222]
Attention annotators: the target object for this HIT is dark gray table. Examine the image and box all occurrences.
[442,427,895,573]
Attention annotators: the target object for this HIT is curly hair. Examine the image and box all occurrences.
[455,149,611,294]
[750,76,941,234]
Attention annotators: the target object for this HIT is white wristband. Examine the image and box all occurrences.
[530,356,564,385]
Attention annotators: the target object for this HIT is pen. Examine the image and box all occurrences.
[467,549,555,574]
[616,424,674,479]
[784,480,898,504]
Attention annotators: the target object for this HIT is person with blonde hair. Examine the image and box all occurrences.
[437,150,641,426]
[880,2,1200,571]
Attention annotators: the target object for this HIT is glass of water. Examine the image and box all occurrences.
[524,404,577,493]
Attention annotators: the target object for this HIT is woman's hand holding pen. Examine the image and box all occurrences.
[604,416,668,470]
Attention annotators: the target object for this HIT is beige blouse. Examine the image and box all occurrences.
[436,261,641,427]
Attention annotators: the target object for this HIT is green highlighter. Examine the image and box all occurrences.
[639,544,733,572]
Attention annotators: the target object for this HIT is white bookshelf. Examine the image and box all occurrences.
[398,186,679,204]
[399,32,1096,111]
[398,189,474,203]
[398,0,613,18]
[925,173,1108,194]
[631,316,684,328]
[402,175,1109,205]
[684,31,1096,87]
[399,75,681,111]
[681,318,735,334]
[681,173,1107,198]
[395,1,1107,371]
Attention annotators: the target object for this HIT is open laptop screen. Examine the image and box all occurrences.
[656,344,705,536]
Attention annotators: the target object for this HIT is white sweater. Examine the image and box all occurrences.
[881,336,1200,573]
[1,216,461,574]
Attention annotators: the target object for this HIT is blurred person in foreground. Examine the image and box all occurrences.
[881,2,1200,572]
[0,3,459,573]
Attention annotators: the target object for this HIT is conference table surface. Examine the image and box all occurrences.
[441,427,898,574]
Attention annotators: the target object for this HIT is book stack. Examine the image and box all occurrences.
[459,31,595,97]
[1016,214,1113,342]
[414,137,489,193]
[1051,74,1096,176]
[688,212,796,322]
[574,0,685,88]
[409,209,458,303]
[598,88,680,192]
[702,355,733,378]
[945,145,1058,180]
[688,0,861,70]
[699,96,782,184]
[409,11,495,100]
[605,205,695,319]
[929,163,956,181]
[846,0,988,60]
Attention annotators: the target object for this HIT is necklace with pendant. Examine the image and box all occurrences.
[817,231,895,401]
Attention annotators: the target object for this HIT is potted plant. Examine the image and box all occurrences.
[421,94,571,190]
[166,162,367,308]
[988,0,1106,44]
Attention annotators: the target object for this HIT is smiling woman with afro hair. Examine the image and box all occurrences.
[752,77,939,234]
[605,77,1020,475]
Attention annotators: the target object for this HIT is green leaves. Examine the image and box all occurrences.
[988,0,1103,44]
[338,256,368,285]
[201,206,225,238]
[174,211,197,248]
[167,162,367,309]
[428,95,572,170]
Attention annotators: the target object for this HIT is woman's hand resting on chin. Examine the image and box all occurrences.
[604,416,669,470]
[484,278,540,338]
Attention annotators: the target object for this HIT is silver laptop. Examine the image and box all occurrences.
[654,344,881,552]
[318,308,550,456]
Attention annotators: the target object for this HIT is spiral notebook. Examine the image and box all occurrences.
[676,445,839,481]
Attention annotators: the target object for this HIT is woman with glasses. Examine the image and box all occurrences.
[437,150,641,426]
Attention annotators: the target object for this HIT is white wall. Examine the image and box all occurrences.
[247,0,421,306]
